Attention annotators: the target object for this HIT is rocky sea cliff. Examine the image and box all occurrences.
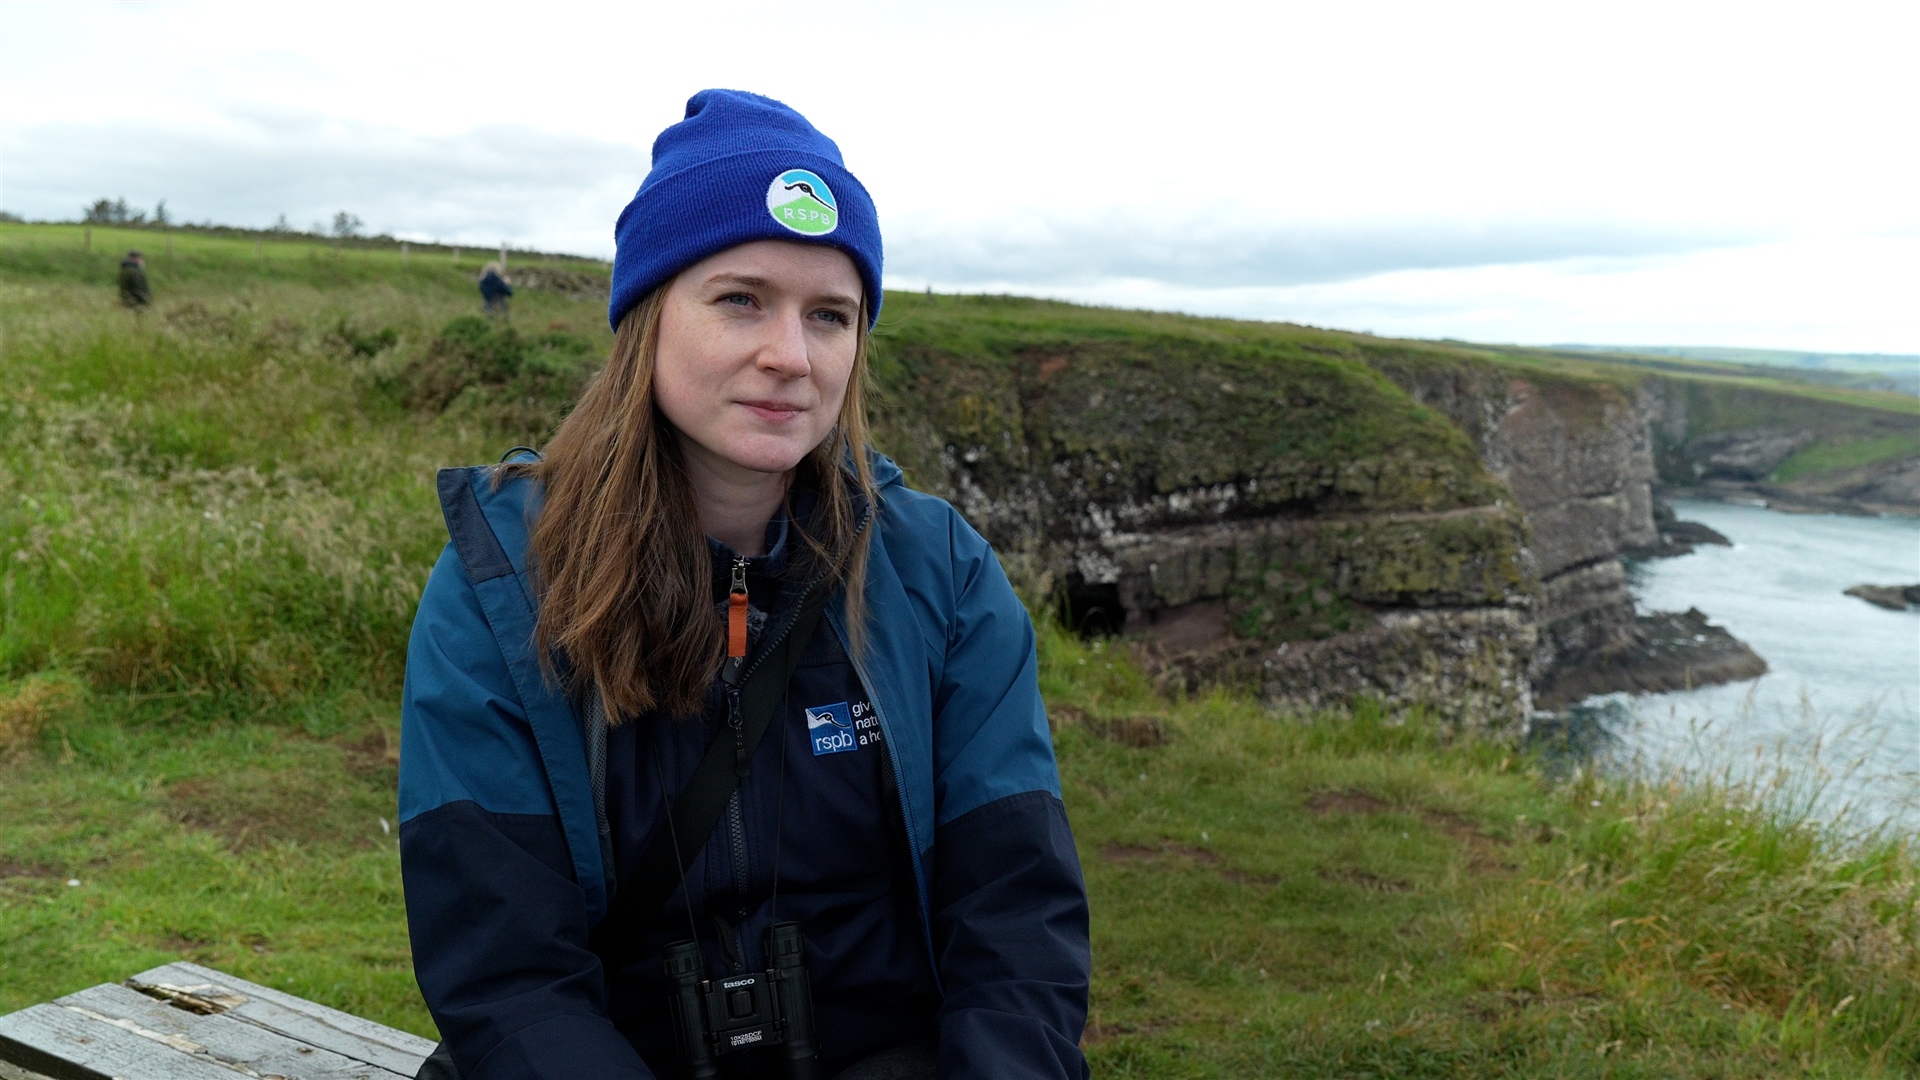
[861,296,1918,735]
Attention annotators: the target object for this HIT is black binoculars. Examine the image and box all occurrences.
[663,922,819,1080]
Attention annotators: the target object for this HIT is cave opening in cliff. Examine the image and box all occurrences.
[1064,577,1127,637]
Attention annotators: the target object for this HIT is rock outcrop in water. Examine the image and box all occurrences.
[1533,608,1767,704]
[1845,584,1920,612]
[1627,499,1732,559]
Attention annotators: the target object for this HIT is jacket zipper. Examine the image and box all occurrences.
[724,556,750,969]
[712,509,873,972]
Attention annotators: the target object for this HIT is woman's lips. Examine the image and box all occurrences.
[739,400,806,423]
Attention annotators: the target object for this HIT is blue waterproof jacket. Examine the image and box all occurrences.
[399,452,1091,1079]
[478,270,513,302]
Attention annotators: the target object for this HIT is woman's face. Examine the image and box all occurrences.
[653,240,862,484]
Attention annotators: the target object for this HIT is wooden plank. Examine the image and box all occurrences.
[0,1002,241,1080]
[53,984,407,1080]
[123,964,432,1077]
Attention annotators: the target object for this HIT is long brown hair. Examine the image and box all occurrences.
[507,284,876,722]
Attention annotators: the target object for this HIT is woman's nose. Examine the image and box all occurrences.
[756,309,812,378]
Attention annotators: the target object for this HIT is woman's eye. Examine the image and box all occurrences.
[813,309,850,326]
[721,293,754,307]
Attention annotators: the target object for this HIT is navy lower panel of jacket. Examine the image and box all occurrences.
[402,802,649,1078]
[400,790,1085,1080]
[933,792,1090,1080]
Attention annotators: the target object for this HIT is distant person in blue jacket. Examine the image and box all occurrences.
[478,262,512,317]
[400,90,1090,1080]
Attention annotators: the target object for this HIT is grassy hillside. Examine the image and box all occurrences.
[4,224,1919,1076]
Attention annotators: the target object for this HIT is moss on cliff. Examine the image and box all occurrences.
[870,293,1503,518]
[1124,506,1534,623]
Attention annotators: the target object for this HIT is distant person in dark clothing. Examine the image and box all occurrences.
[478,262,513,317]
[118,251,151,308]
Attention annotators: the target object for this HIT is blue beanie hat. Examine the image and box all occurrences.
[609,90,883,330]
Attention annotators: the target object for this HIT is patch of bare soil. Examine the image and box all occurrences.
[147,929,271,962]
[0,857,60,880]
[1081,1018,1171,1046]
[1102,841,1219,864]
[1422,807,1515,872]
[149,931,214,959]
[1220,867,1283,886]
[343,726,401,778]
[1318,867,1413,893]
[168,765,387,852]
[1308,788,1515,872]
[1050,705,1168,748]
[1307,789,1392,816]
[1465,988,1607,1023]
[1099,841,1281,887]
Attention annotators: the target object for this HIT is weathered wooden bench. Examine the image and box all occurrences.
[0,962,432,1079]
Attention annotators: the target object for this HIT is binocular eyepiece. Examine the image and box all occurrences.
[664,922,818,1080]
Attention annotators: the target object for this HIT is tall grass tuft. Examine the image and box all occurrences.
[0,276,522,722]
[1474,759,1920,1069]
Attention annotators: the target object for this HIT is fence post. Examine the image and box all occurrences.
[166,231,173,259]
[84,227,92,252]
[499,242,507,269]
[255,237,262,261]
[401,241,409,265]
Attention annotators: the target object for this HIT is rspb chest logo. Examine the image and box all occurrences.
[805,700,882,756]
[806,702,856,756]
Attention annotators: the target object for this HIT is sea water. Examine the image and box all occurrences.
[1571,499,1920,828]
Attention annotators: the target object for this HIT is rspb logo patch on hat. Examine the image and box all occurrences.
[766,169,838,236]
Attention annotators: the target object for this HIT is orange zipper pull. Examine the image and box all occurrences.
[727,557,749,659]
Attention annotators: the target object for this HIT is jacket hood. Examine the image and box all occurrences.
[866,449,904,491]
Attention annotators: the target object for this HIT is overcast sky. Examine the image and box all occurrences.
[4,0,1916,352]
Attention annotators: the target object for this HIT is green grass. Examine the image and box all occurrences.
[4,223,1918,1076]
[1041,629,1920,1077]
[1774,429,1920,483]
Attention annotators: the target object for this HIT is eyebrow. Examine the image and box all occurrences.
[703,272,860,310]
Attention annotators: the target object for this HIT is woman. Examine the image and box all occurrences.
[399,90,1090,1080]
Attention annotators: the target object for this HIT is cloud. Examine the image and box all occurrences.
[3,114,644,252]
[955,234,1920,354]
[4,96,1913,351]
[6,114,1759,293]
[886,212,1766,290]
